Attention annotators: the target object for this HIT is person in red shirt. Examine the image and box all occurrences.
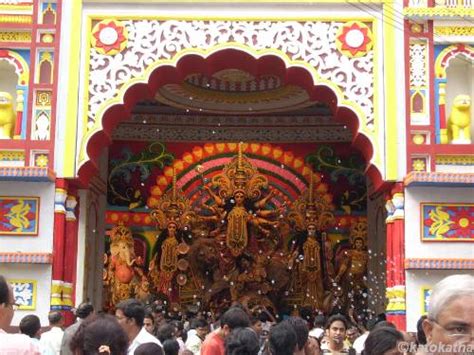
[201,306,250,355]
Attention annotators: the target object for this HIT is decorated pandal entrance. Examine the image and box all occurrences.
[103,140,372,317]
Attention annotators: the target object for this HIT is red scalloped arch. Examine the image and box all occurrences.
[0,49,29,86]
[78,49,383,189]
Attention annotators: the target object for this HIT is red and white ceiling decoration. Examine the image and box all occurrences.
[156,69,317,114]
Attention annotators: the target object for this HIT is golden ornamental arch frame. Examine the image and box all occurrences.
[67,11,400,184]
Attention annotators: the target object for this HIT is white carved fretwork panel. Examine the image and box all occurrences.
[32,110,50,140]
[409,43,427,87]
[409,41,429,125]
[88,20,375,130]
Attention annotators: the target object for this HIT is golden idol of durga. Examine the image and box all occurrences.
[104,143,368,315]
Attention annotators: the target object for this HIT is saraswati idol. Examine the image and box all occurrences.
[287,172,335,310]
[149,172,196,301]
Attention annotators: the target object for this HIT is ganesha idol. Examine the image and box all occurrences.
[105,223,146,305]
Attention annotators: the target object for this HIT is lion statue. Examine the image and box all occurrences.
[0,92,16,139]
[448,94,471,144]
[185,237,226,303]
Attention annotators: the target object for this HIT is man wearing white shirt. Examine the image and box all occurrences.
[115,299,162,354]
[39,311,64,354]
[352,331,369,354]
[352,317,379,354]
[185,318,209,354]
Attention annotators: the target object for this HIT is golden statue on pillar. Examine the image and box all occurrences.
[149,171,196,301]
[287,172,335,310]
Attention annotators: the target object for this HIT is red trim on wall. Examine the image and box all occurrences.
[0,42,34,49]
[0,23,31,30]
[23,0,39,165]
[409,144,474,156]
[0,252,53,264]
[405,20,438,174]
[48,0,62,173]
[404,171,474,186]
[405,258,474,269]
[0,1,62,172]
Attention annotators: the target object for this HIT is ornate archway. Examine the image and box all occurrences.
[73,16,395,189]
[78,48,383,188]
[72,16,399,320]
[435,44,474,79]
[0,49,30,138]
[434,44,474,143]
[0,49,29,86]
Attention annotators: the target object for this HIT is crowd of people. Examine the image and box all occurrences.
[0,274,472,354]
